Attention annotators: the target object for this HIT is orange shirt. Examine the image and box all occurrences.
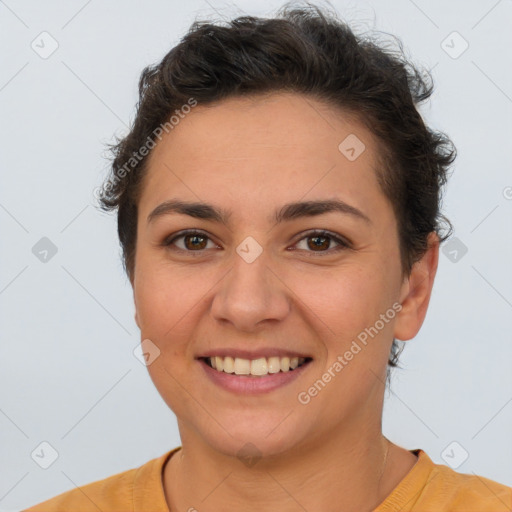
[22,447,511,511]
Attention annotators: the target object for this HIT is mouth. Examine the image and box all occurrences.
[200,355,313,377]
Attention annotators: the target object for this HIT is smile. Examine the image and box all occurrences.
[204,356,311,377]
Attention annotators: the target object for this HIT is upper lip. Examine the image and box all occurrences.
[197,348,312,360]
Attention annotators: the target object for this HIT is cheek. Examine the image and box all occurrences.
[135,271,199,406]
[134,267,199,349]
[293,265,383,331]
[291,263,397,375]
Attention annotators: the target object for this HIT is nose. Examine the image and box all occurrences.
[210,249,291,332]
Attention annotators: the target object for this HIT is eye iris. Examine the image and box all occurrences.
[308,235,330,251]
[185,234,207,250]
[176,232,339,252]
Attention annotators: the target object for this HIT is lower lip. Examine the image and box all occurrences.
[198,358,312,394]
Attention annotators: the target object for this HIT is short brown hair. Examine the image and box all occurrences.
[97,2,456,379]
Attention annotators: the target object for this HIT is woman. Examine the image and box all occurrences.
[24,2,512,511]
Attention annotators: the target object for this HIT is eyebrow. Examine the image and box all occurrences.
[147,198,372,226]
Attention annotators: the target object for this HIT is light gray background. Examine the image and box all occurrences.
[1,0,511,510]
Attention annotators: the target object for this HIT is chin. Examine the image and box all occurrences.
[206,429,303,462]
[185,409,312,461]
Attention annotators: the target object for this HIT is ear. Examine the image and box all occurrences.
[393,232,440,341]
[133,285,141,330]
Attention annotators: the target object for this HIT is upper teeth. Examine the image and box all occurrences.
[208,356,306,376]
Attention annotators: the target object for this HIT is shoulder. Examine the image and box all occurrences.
[21,449,177,512]
[21,467,138,511]
[414,451,512,511]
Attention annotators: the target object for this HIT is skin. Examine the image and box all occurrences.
[132,92,439,512]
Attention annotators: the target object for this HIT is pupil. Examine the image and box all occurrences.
[187,235,206,250]
[310,236,328,250]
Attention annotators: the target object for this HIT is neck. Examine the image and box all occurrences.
[163,421,410,512]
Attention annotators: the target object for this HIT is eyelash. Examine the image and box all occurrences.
[162,229,351,256]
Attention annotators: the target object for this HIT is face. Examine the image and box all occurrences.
[132,92,436,458]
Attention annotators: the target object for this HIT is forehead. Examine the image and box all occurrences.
[140,92,389,227]
[150,92,376,160]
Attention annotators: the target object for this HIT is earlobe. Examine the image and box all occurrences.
[393,232,440,341]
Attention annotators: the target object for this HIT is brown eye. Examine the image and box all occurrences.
[162,229,350,256]
[163,230,217,252]
[293,230,350,255]
[307,234,330,251]
[183,233,208,250]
